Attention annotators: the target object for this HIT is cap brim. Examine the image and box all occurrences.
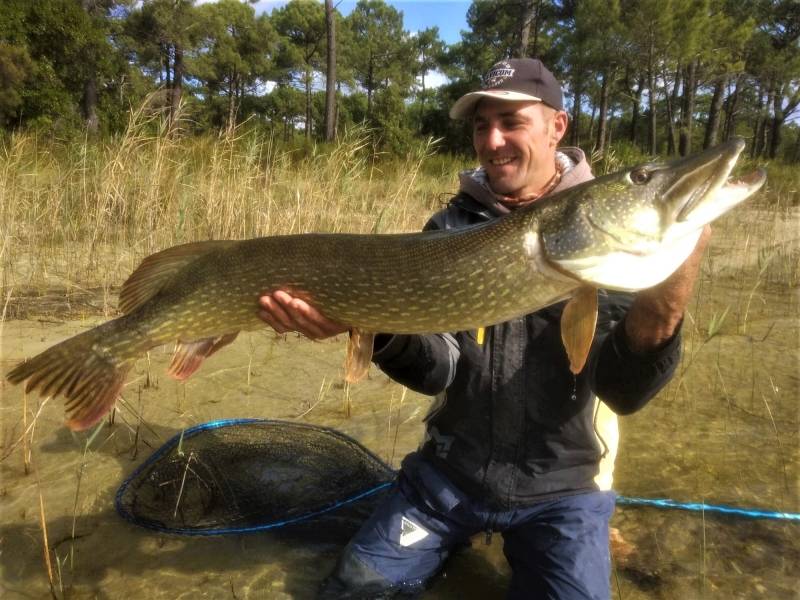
[449,90,544,119]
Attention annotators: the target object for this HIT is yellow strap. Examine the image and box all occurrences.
[476,327,485,345]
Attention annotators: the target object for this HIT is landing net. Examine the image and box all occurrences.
[115,419,395,535]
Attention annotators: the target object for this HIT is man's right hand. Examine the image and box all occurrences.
[257,290,349,340]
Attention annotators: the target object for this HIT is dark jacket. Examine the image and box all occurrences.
[372,149,681,509]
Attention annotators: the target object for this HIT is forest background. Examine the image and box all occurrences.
[0,0,798,163]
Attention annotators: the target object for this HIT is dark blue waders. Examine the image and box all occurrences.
[318,456,616,599]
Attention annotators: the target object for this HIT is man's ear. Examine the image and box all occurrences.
[552,111,568,145]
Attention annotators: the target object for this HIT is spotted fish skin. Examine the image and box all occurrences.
[5,138,765,431]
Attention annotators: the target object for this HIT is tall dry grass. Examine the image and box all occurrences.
[0,100,463,309]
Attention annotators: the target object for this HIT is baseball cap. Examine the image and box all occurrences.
[449,58,564,119]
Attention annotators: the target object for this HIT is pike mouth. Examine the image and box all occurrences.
[668,167,766,239]
[670,140,765,223]
[712,168,768,209]
[726,169,767,190]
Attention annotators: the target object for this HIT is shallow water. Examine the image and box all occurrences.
[2,220,798,598]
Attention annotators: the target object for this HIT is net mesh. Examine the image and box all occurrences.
[115,419,395,535]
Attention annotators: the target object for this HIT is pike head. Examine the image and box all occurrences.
[539,138,766,290]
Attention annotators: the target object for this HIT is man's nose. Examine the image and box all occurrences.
[484,125,505,149]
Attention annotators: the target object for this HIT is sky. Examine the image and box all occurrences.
[252,1,472,44]
[246,0,472,88]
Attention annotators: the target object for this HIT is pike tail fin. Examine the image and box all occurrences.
[6,327,133,431]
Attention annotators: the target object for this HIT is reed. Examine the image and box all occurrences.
[36,474,57,598]
[0,105,454,301]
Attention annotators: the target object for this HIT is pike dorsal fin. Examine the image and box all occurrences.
[167,332,239,380]
[119,241,237,314]
[561,285,598,374]
[344,328,375,383]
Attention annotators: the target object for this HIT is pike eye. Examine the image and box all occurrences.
[630,168,651,185]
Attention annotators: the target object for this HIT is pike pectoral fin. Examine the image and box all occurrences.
[167,332,239,380]
[344,328,375,383]
[561,286,598,374]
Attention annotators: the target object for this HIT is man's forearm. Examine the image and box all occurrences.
[624,289,687,352]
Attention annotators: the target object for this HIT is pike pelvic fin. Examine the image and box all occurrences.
[344,329,375,383]
[167,332,239,381]
[561,286,598,374]
[5,328,133,431]
[119,241,238,314]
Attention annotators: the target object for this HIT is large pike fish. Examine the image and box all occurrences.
[7,138,765,431]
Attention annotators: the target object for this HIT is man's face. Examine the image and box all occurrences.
[472,99,567,199]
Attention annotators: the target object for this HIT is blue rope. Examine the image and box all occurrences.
[116,419,799,534]
[617,495,800,521]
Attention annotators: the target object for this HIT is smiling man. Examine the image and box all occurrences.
[467,92,568,202]
[259,58,708,599]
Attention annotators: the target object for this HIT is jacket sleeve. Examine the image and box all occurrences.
[588,291,682,415]
[371,333,460,395]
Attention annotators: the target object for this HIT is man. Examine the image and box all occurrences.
[258,58,708,599]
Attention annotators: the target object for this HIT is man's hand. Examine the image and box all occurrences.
[258,290,349,340]
[624,225,712,353]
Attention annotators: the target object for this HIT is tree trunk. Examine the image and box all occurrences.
[81,0,99,133]
[647,69,657,154]
[82,76,99,134]
[678,58,696,156]
[325,0,336,142]
[171,44,184,127]
[570,78,582,147]
[663,64,679,155]
[595,70,611,156]
[751,83,767,158]
[768,83,783,159]
[629,75,643,144]
[420,48,427,115]
[335,81,341,137]
[517,0,540,58]
[647,39,657,155]
[764,85,776,158]
[723,75,741,140]
[703,74,727,149]
[164,45,171,90]
[227,73,238,131]
[531,0,541,57]
[367,53,374,120]
[305,65,312,138]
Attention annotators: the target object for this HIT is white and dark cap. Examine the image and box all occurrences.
[450,58,564,119]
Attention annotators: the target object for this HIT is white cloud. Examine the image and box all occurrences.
[421,69,448,89]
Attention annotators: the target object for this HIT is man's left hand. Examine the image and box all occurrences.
[624,225,712,353]
[258,290,349,340]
